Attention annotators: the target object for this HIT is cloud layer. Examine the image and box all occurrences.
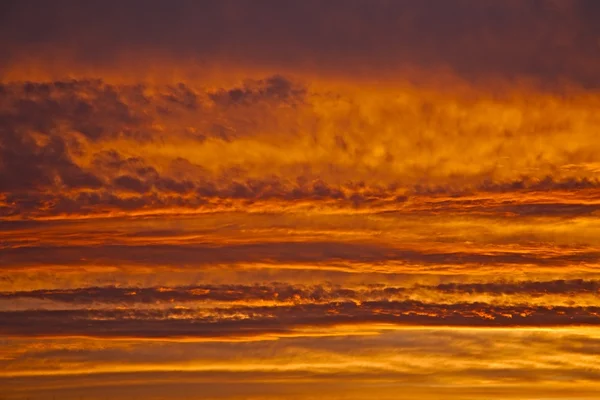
[2,1,600,87]
[2,1,600,399]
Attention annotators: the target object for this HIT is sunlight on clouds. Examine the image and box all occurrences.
[2,1,600,398]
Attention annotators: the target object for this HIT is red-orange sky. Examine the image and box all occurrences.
[1,1,600,399]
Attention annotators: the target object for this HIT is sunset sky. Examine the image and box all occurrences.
[1,1,600,399]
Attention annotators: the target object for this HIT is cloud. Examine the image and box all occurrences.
[4,328,600,400]
[112,175,151,194]
[0,279,600,309]
[1,77,599,219]
[1,3,600,395]
[2,300,600,339]
[435,279,600,296]
[209,75,305,107]
[1,1,600,87]
[4,241,600,270]
[0,131,103,194]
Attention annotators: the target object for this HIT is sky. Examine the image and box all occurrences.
[1,1,600,399]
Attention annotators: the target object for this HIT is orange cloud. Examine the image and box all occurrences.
[2,2,600,398]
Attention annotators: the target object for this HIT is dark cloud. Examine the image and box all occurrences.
[113,175,151,194]
[0,284,336,304]
[154,178,195,194]
[0,78,309,215]
[1,1,599,87]
[498,203,600,217]
[209,76,305,106]
[0,80,140,196]
[435,279,600,296]
[2,301,600,338]
[160,83,198,111]
[412,177,600,196]
[0,131,103,193]
[2,242,600,269]
[481,176,600,192]
[408,199,600,218]
[4,279,598,305]
[0,80,140,140]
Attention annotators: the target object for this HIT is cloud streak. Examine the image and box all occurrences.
[3,301,600,340]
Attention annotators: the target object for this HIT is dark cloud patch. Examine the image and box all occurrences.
[195,178,347,202]
[0,284,329,304]
[1,301,600,338]
[498,203,600,217]
[2,242,600,269]
[209,76,305,106]
[435,279,600,296]
[413,177,600,197]
[0,80,140,141]
[0,80,147,196]
[92,151,161,181]
[4,279,598,305]
[0,79,225,159]
[0,177,402,217]
[112,175,151,194]
[0,78,314,216]
[0,130,103,193]
[59,168,103,189]
[154,178,195,194]
[2,1,600,87]
[3,178,599,219]
[410,199,600,218]
[483,177,600,192]
[160,83,198,111]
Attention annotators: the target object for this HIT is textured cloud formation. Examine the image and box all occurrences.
[1,78,600,220]
[4,279,599,305]
[2,302,600,339]
[2,1,600,399]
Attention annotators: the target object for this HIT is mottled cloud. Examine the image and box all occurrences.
[3,280,598,308]
[1,78,599,219]
[2,301,600,339]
